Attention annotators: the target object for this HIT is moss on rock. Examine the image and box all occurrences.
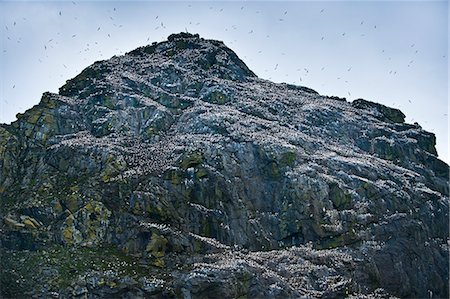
[180,152,203,169]
[329,183,352,210]
[61,201,111,246]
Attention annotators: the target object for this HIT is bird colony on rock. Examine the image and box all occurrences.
[0,33,448,298]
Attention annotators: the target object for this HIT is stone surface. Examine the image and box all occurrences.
[0,32,448,298]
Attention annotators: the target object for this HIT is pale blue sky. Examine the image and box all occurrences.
[0,1,448,163]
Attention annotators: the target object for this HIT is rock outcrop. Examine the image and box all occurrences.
[0,33,448,298]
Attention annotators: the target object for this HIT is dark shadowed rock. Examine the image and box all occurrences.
[352,98,405,123]
[0,33,448,299]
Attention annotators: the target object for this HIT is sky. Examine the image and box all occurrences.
[0,0,448,163]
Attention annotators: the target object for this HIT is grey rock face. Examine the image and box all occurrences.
[0,32,448,298]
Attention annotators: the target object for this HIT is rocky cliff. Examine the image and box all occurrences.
[0,32,448,298]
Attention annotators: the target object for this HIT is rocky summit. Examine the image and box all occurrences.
[0,32,448,298]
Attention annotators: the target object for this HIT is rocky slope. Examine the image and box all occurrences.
[0,32,448,298]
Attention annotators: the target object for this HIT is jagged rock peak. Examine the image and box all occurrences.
[126,32,256,78]
[59,32,256,98]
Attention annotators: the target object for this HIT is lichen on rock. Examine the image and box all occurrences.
[61,201,111,246]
